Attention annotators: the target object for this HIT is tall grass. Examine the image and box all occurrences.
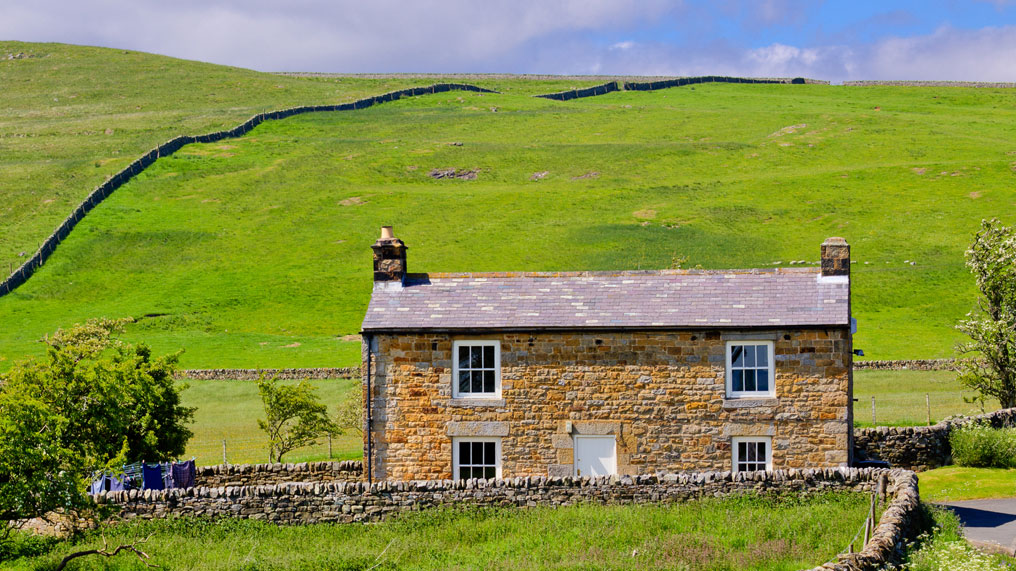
[2,493,870,571]
[902,504,1014,570]
[950,424,1016,468]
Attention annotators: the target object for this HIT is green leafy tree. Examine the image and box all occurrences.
[957,218,1016,408]
[0,318,193,545]
[333,393,364,439]
[257,377,337,463]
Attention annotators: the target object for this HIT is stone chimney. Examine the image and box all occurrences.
[371,226,407,283]
[820,237,850,277]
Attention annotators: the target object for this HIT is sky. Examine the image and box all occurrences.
[4,1,1016,82]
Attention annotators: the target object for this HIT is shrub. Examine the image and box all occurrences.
[950,423,1016,468]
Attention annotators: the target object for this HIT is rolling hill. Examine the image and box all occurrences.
[2,42,1014,368]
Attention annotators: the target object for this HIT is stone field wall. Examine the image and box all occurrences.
[177,368,359,381]
[368,329,851,481]
[93,467,919,571]
[854,408,1016,471]
[843,80,1016,88]
[853,359,957,371]
[194,461,362,487]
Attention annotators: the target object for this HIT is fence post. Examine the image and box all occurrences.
[328,434,333,459]
[926,394,932,426]
[222,439,227,465]
[871,396,876,426]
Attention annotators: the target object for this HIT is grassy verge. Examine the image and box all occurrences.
[852,370,997,428]
[1,493,870,571]
[919,466,1016,502]
[181,378,361,466]
[902,503,1015,570]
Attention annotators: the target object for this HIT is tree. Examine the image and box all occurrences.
[0,318,194,545]
[957,218,1016,408]
[257,377,337,463]
[333,393,364,439]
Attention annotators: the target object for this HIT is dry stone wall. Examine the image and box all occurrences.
[368,329,851,481]
[178,368,359,381]
[535,81,620,101]
[93,467,919,571]
[194,461,362,487]
[853,359,957,371]
[854,408,1016,471]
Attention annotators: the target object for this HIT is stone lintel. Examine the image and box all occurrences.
[448,398,506,408]
[723,423,776,437]
[446,421,509,437]
[571,421,622,435]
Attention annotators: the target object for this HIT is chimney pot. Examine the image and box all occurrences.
[821,237,850,277]
[371,226,407,283]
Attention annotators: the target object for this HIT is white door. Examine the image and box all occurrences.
[574,435,617,477]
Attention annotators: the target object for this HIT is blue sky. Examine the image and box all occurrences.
[4,1,1016,81]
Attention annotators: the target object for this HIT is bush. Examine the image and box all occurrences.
[950,423,1016,468]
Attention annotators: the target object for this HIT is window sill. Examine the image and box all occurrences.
[722,398,778,409]
[449,398,505,408]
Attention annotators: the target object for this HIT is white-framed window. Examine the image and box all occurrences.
[725,341,775,398]
[452,437,501,480]
[732,436,772,473]
[452,340,501,398]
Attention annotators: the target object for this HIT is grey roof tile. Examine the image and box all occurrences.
[361,269,849,331]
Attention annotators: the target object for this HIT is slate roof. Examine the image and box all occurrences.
[361,268,849,332]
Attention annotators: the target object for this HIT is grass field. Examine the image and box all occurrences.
[181,378,361,466]
[852,370,997,428]
[919,466,1016,502]
[2,42,1016,369]
[0,493,870,571]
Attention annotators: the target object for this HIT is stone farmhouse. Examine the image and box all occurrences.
[360,227,853,482]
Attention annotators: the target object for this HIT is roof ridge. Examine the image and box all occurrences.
[408,268,821,279]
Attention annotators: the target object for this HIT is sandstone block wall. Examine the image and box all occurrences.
[365,328,851,481]
[194,461,362,487]
[854,408,1016,471]
[93,467,919,571]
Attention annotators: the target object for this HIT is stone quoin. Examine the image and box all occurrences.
[360,228,853,481]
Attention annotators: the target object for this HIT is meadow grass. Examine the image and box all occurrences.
[852,370,997,428]
[901,503,1015,571]
[180,378,361,466]
[919,466,1016,502]
[1,493,871,571]
[2,43,1016,369]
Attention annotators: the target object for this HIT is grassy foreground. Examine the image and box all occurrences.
[852,370,997,428]
[1,493,870,571]
[181,378,361,466]
[1,45,1016,368]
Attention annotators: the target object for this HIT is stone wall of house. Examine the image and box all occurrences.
[93,467,919,571]
[364,328,851,481]
[194,461,362,487]
[854,408,1016,471]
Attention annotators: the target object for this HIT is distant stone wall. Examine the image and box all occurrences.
[0,83,496,297]
[535,81,620,101]
[93,467,918,571]
[853,359,958,371]
[854,408,1016,471]
[843,80,1016,88]
[178,368,359,381]
[194,461,362,487]
[624,76,809,91]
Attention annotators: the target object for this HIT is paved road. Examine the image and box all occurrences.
[939,499,1016,555]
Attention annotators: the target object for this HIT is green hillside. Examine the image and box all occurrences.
[2,42,1014,368]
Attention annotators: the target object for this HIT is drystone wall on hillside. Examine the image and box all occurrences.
[853,359,957,371]
[0,83,496,297]
[93,468,919,571]
[195,461,362,487]
[854,408,1016,471]
[178,368,359,381]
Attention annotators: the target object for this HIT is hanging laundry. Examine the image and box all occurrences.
[172,460,196,489]
[142,463,164,490]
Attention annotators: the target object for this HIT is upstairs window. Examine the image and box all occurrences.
[452,340,500,398]
[726,341,775,398]
[453,437,501,480]
[732,437,772,473]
